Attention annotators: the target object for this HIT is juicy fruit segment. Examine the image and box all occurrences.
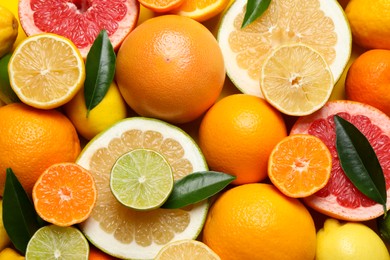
[171,0,231,22]
[291,100,390,221]
[155,239,220,260]
[19,0,140,58]
[110,149,174,210]
[316,218,390,260]
[261,44,334,116]
[218,0,351,97]
[139,0,185,12]
[77,117,208,259]
[26,225,89,260]
[32,163,97,227]
[8,33,85,109]
[268,134,332,198]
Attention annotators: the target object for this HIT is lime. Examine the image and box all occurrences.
[25,225,89,260]
[110,149,174,210]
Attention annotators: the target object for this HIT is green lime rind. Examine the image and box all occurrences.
[110,149,174,210]
[25,225,89,260]
[0,53,19,104]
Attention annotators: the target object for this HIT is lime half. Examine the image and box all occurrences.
[26,225,89,260]
[110,149,174,210]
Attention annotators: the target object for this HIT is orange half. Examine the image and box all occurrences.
[139,0,185,12]
[32,162,97,227]
[268,134,332,198]
[171,0,230,22]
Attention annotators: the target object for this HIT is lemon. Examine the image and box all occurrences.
[0,248,24,260]
[0,5,18,58]
[0,200,10,252]
[0,0,27,49]
[155,239,220,260]
[64,81,127,140]
[346,0,390,49]
[316,218,390,260]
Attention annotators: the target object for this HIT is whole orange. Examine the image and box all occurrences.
[0,103,80,196]
[115,15,225,124]
[345,49,390,116]
[202,183,317,260]
[198,94,287,185]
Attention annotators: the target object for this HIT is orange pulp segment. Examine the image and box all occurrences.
[171,0,230,22]
[139,0,185,12]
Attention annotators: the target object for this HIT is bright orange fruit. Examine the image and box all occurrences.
[268,134,332,198]
[139,0,185,12]
[32,163,97,227]
[171,0,231,22]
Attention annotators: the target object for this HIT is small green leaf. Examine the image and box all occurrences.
[2,168,44,254]
[162,171,236,209]
[241,0,271,28]
[334,115,387,215]
[84,30,116,117]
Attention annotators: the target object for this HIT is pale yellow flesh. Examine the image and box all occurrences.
[155,239,221,260]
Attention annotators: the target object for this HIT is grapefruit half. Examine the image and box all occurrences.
[18,0,140,58]
[291,100,390,221]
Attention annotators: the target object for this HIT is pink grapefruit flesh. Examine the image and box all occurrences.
[19,0,140,58]
[291,100,390,221]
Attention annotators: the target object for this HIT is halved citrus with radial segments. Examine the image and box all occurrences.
[139,0,185,13]
[32,162,97,227]
[18,0,140,58]
[76,117,209,259]
[260,44,334,116]
[171,0,231,22]
[291,100,390,221]
[155,239,221,260]
[268,134,332,198]
[217,0,351,97]
[8,33,85,109]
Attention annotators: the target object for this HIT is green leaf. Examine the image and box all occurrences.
[2,168,44,254]
[84,30,116,117]
[241,0,271,28]
[334,115,387,215]
[162,171,236,209]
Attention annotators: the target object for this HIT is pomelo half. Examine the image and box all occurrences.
[217,0,351,97]
[18,0,140,58]
[76,117,209,259]
[291,100,390,221]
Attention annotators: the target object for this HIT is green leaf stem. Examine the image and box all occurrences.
[241,0,271,28]
[84,30,116,117]
[334,115,387,215]
[162,171,236,209]
[2,168,44,254]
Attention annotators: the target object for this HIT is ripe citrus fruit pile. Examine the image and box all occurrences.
[0,0,390,259]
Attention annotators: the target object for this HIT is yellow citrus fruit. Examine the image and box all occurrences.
[0,0,27,49]
[155,239,220,260]
[346,0,390,49]
[8,33,85,109]
[316,218,390,260]
[0,5,18,58]
[202,183,317,260]
[217,0,351,97]
[136,5,156,26]
[116,15,225,124]
[198,94,287,185]
[345,49,390,116]
[64,81,128,140]
[0,248,24,260]
[171,0,231,22]
[0,103,81,196]
[0,200,10,252]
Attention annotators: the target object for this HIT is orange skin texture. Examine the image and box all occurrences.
[0,103,80,196]
[89,246,119,259]
[202,183,317,260]
[115,15,225,124]
[345,49,390,116]
[198,94,287,185]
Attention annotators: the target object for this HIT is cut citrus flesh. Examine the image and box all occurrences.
[217,0,351,97]
[260,44,334,116]
[268,134,332,198]
[77,117,209,259]
[110,149,174,210]
[32,163,97,227]
[291,100,390,221]
[139,0,185,12]
[26,225,89,260]
[155,239,221,260]
[18,0,140,58]
[8,33,85,109]
[171,0,230,22]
